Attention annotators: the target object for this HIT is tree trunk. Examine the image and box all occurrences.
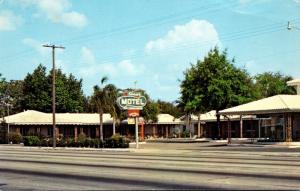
[185,113,189,137]
[216,110,221,139]
[100,111,103,142]
[197,113,201,138]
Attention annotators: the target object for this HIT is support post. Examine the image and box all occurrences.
[258,119,261,139]
[152,125,155,137]
[96,127,99,138]
[135,116,139,149]
[74,127,78,142]
[141,122,144,140]
[286,114,292,142]
[240,115,243,138]
[227,118,231,144]
[198,113,201,138]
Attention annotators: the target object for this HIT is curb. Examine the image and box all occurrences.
[0,145,132,152]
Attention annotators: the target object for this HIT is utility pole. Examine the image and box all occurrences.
[43,44,65,148]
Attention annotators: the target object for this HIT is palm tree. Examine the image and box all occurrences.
[103,84,119,135]
[91,77,109,142]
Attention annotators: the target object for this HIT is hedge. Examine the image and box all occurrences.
[22,135,128,148]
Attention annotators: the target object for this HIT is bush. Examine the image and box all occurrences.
[182,129,190,138]
[66,137,75,147]
[57,138,67,147]
[84,137,92,147]
[40,138,52,147]
[92,138,103,148]
[104,134,129,148]
[23,136,41,146]
[8,132,22,144]
[77,133,87,147]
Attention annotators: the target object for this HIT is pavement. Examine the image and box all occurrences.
[0,143,300,190]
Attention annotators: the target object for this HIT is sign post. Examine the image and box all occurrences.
[135,116,139,149]
[117,90,147,149]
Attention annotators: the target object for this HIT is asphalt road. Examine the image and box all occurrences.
[0,144,300,190]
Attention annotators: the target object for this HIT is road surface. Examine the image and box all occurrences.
[0,144,300,190]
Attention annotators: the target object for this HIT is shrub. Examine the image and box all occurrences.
[104,134,129,148]
[41,138,52,147]
[182,129,190,138]
[23,136,41,146]
[77,133,87,147]
[84,137,92,147]
[92,139,103,148]
[8,132,22,144]
[66,138,75,147]
[57,138,67,147]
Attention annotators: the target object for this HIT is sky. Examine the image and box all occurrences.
[1,0,300,102]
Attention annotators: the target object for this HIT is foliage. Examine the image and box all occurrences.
[22,64,85,112]
[179,47,258,138]
[141,100,159,123]
[0,79,24,115]
[104,134,130,148]
[22,64,51,112]
[93,138,103,148]
[157,100,183,118]
[23,136,41,146]
[254,72,296,98]
[90,76,110,141]
[182,129,190,138]
[77,133,87,147]
[180,47,256,113]
[48,69,85,112]
[8,132,22,144]
[40,137,53,147]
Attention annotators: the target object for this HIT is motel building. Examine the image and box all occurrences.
[0,110,183,142]
[118,114,183,139]
[178,79,300,142]
[188,110,258,140]
[218,79,300,142]
[0,110,115,141]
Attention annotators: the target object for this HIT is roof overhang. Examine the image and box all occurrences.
[219,109,300,116]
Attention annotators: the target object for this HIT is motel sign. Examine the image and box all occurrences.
[117,95,146,110]
[117,90,147,149]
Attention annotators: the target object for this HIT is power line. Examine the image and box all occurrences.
[59,2,239,45]
[73,20,296,65]
[2,17,299,66]
[1,2,236,64]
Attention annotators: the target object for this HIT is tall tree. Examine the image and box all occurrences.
[254,72,296,98]
[91,77,109,141]
[103,83,120,135]
[4,80,24,114]
[180,47,256,138]
[48,69,85,112]
[22,64,51,112]
[22,64,86,113]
